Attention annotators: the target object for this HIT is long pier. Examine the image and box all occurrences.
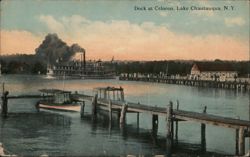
[1,87,250,156]
[119,75,250,91]
[70,90,250,156]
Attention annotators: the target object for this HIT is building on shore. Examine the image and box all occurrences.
[189,62,238,81]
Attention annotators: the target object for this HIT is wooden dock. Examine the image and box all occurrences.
[71,91,250,156]
[119,75,250,91]
[1,87,250,156]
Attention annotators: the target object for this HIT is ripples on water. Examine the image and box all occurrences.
[0,74,249,156]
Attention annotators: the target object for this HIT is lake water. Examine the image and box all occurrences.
[0,74,249,156]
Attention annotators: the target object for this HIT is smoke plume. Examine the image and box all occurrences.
[35,33,85,64]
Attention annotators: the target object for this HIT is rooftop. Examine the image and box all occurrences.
[94,86,123,91]
[39,89,71,94]
[194,62,236,72]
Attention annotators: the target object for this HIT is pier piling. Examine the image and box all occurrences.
[137,112,139,129]
[152,114,158,136]
[80,101,85,118]
[109,100,112,124]
[2,83,5,94]
[1,91,9,117]
[119,103,128,127]
[201,106,207,153]
[120,88,124,101]
[235,128,239,155]
[35,101,40,112]
[175,100,179,143]
[91,94,98,116]
[166,101,173,157]
[238,127,245,155]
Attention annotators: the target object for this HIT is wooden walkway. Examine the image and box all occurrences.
[71,93,250,156]
[119,76,249,91]
[71,93,250,129]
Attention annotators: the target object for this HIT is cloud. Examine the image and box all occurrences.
[37,15,248,60]
[1,15,248,61]
[224,17,246,27]
[39,15,65,33]
[1,30,42,54]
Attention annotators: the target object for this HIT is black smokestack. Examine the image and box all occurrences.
[68,43,85,61]
[35,33,85,64]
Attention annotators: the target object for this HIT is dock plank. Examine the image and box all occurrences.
[7,95,52,99]
[10,93,249,129]
[70,94,250,129]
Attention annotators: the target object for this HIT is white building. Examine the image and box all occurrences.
[190,63,238,81]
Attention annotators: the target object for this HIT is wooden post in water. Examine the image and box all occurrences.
[201,106,207,153]
[112,91,115,100]
[235,128,239,155]
[152,114,158,136]
[80,101,85,118]
[117,110,121,124]
[109,100,112,124]
[119,103,128,127]
[238,127,245,155]
[92,94,98,116]
[104,90,107,99]
[35,101,40,112]
[2,83,5,94]
[1,91,9,117]
[120,87,124,101]
[137,112,140,129]
[175,100,179,143]
[166,101,173,157]
[171,112,174,146]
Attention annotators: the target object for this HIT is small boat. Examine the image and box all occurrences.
[38,89,80,112]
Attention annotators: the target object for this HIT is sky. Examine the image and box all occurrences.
[0,0,249,61]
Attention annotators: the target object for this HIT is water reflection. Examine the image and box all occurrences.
[79,110,228,156]
[0,112,71,156]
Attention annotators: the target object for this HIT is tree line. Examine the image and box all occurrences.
[112,60,250,77]
[0,54,47,74]
[1,55,249,77]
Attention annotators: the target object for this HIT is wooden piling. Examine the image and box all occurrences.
[201,106,207,153]
[109,100,112,123]
[238,127,245,155]
[2,83,5,94]
[171,113,174,146]
[175,100,179,143]
[1,91,9,117]
[112,91,115,100]
[120,87,124,101]
[80,101,85,118]
[117,111,121,124]
[166,101,173,157]
[104,91,107,99]
[137,112,139,129]
[92,94,98,116]
[235,128,239,155]
[119,103,128,126]
[35,101,40,112]
[152,114,158,136]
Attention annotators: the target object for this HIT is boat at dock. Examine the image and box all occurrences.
[46,51,116,80]
[38,89,80,112]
